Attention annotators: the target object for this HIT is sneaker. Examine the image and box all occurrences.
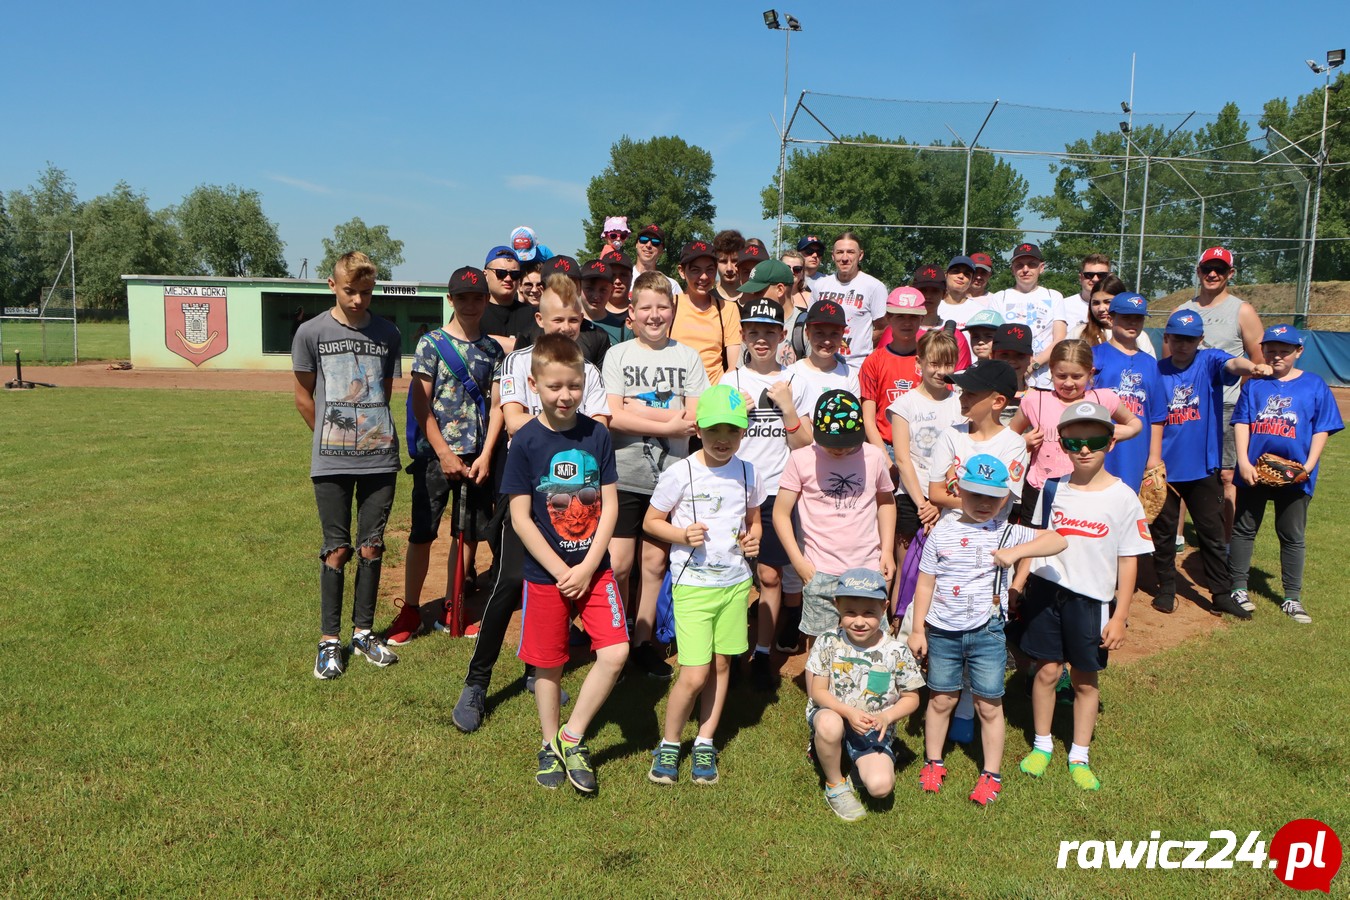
[451,685,486,733]
[525,675,570,706]
[631,642,673,680]
[969,772,1003,806]
[750,652,775,692]
[384,599,423,646]
[313,639,344,680]
[1232,589,1256,613]
[918,760,947,793]
[648,743,680,785]
[1020,748,1052,778]
[1213,591,1254,620]
[1055,667,1074,706]
[775,608,803,654]
[1281,598,1312,624]
[691,744,719,785]
[1069,761,1101,791]
[550,729,598,794]
[1151,593,1175,614]
[351,631,398,667]
[535,747,566,789]
[1175,535,1185,551]
[824,780,866,821]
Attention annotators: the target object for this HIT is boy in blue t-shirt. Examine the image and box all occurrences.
[500,334,628,793]
[1092,292,1165,491]
[1228,325,1343,625]
[1151,311,1271,617]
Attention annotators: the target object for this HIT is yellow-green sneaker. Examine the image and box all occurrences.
[1069,761,1101,791]
[1019,748,1052,777]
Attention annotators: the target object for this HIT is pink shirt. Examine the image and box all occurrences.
[1021,388,1121,488]
[779,443,894,575]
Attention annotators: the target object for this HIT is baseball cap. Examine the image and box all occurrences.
[1198,247,1234,268]
[738,244,767,265]
[958,454,1012,498]
[509,226,539,262]
[813,389,866,449]
[680,240,717,266]
[741,298,785,325]
[535,448,600,495]
[1059,401,1113,431]
[797,234,825,253]
[1108,292,1148,316]
[543,255,579,278]
[601,216,630,236]
[911,264,944,289]
[740,259,794,293]
[447,265,489,295]
[638,224,666,243]
[993,323,1032,355]
[1011,242,1043,262]
[484,245,518,267]
[604,252,634,271]
[579,259,612,282]
[696,384,749,430]
[945,358,1018,399]
[1261,323,1304,346]
[804,298,846,327]
[833,567,888,603]
[886,286,926,315]
[970,252,994,272]
[947,255,977,272]
[963,308,1005,330]
[1164,310,1204,337]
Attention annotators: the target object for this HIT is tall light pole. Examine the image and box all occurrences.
[1301,48,1344,327]
[1118,53,1136,269]
[764,10,801,253]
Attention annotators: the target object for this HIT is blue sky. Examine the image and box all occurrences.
[3,0,1343,283]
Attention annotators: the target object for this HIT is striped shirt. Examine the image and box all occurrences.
[919,516,1035,631]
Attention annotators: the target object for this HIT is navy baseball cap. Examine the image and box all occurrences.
[797,235,825,253]
[948,255,977,271]
[1164,310,1204,337]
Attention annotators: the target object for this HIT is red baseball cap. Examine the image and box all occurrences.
[969,252,994,272]
[1199,247,1234,268]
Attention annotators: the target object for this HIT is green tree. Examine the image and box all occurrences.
[0,197,17,306]
[6,164,82,305]
[763,135,1028,290]
[76,182,184,308]
[317,217,405,280]
[177,184,288,277]
[582,136,715,270]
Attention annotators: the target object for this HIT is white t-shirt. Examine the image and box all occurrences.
[809,271,889,368]
[721,366,806,494]
[1051,292,1089,331]
[926,423,1029,519]
[937,295,998,329]
[650,456,767,589]
[992,285,1063,390]
[920,516,1037,630]
[1028,477,1153,603]
[786,357,861,422]
[498,348,611,425]
[887,389,965,498]
[632,269,682,298]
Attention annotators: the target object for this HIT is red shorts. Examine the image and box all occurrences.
[517,570,629,668]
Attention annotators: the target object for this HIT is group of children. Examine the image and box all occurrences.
[292,244,1341,820]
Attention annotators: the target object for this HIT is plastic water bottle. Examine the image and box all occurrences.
[950,682,976,744]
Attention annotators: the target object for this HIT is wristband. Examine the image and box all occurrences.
[784,421,801,434]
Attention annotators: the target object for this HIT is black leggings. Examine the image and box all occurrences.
[463,495,532,689]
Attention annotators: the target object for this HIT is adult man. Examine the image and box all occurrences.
[936,255,989,328]
[797,235,827,295]
[987,243,1061,390]
[810,231,889,373]
[632,223,681,296]
[1171,247,1265,541]
[1052,253,1112,346]
[968,253,994,300]
[480,246,525,354]
[712,229,746,304]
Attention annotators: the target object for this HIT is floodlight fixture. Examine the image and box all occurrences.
[1308,59,1325,74]
[1119,121,1131,134]
[1121,101,1131,113]
[1329,48,1345,68]
[786,14,801,30]
[763,9,780,29]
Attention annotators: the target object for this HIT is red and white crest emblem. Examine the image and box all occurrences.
[164,286,228,366]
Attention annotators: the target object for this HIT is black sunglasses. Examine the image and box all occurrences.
[1199,264,1230,275]
[1080,271,1108,280]
[637,235,663,246]
[487,268,520,280]
[790,266,803,274]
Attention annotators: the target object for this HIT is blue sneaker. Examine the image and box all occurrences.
[313,639,344,680]
[691,744,719,785]
[351,630,398,668]
[648,743,680,785]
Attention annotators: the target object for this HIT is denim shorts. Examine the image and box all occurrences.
[807,707,897,763]
[923,616,1008,699]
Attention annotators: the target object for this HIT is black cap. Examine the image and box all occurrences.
[1011,242,1043,262]
[738,244,768,264]
[680,240,716,266]
[544,255,579,278]
[603,251,634,271]
[448,265,490,295]
[993,323,1033,355]
[740,298,785,325]
[945,359,1018,399]
[638,224,666,243]
[911,264,944,289]
[803,298,846,327]
[813,389,866,449]
[580,259,612,282]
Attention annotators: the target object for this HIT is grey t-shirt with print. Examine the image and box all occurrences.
[292,311,403,477]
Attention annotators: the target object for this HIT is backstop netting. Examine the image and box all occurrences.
[0,286,79,365]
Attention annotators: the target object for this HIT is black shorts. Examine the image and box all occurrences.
[1017,574,1116,673]
[895,493,921,539]
[757,493,798,568]
[408,453,493,545]
[615,489,652,539]
[1010,482,1042,527]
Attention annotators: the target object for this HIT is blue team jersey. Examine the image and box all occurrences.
[1158,349,1239,482]
[1233,372,1343,496]
[1093,343,1167,491]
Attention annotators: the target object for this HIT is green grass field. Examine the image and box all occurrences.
[2,388,1346,898]
[0,320,129,364]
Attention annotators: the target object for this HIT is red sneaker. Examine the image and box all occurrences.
[969,772,1003,806]
[918,761,947,793]
[384,599,422,646]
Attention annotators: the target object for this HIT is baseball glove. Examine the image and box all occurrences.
[1138,462,1168,523]
[1253,452,1308,486]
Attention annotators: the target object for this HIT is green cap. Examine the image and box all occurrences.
[696,384,749,430]
[739,259,795,293]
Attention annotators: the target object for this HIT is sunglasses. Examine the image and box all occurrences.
[1061,435,1111,453]
[637,235,662,247]
[790,266,803,274]
[487,268,520,280]
[520,281,544,292]
[547,487,599,510]
[1080,271,1108,280]
[604,231,627,241]
[1199,265,1230,276]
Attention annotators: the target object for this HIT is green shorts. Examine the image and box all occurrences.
[672,579,752,667]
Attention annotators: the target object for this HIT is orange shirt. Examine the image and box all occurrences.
[669,295,742,384]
